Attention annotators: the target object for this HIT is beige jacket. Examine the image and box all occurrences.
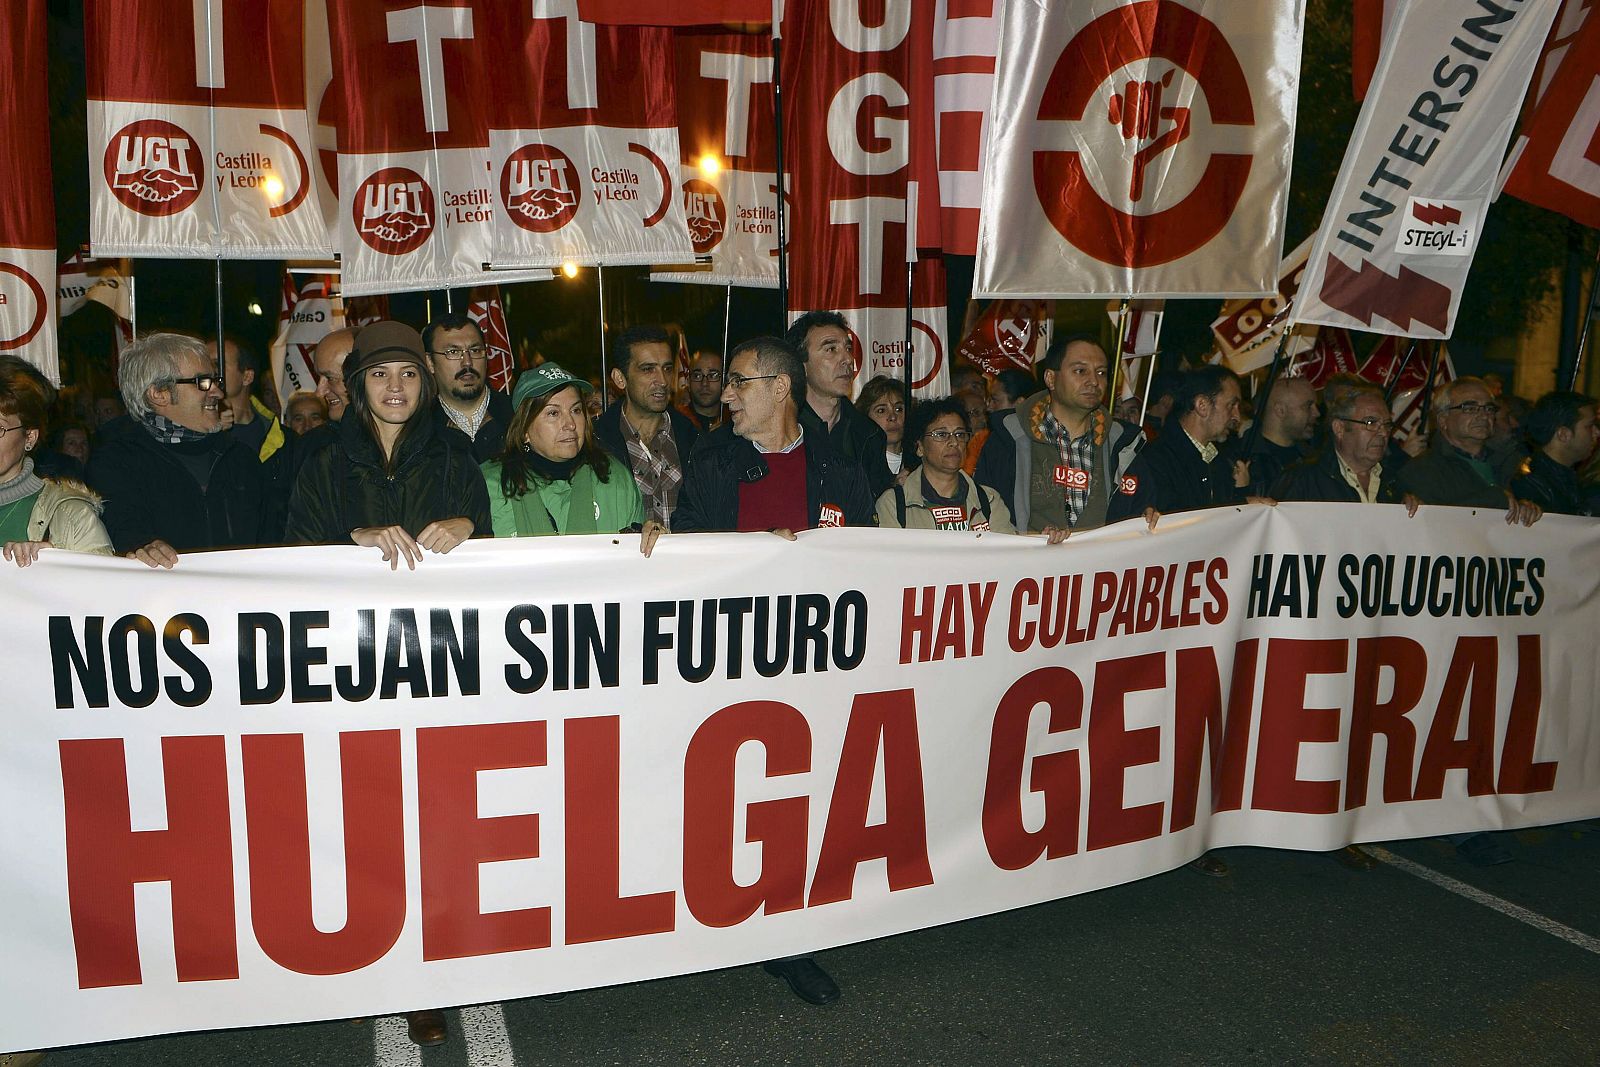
[24,479,114,555]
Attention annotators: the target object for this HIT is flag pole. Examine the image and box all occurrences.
[1105,297,1132,415]
[1414,340,1444,433]
[903,181,918,401]
[1568,243,1600,391]
[722,282,733,364]
[1382,338,1422,405]
[1238,325,1296,457]
[214,259,227,394]
[597,264,609,411]
[770,2,789,318]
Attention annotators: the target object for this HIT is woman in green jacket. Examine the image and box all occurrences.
[1,360,114,567]
[483,363,650,539]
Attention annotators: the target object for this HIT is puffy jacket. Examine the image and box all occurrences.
[25,478,114,555]
[875,470,1015,533]
[285,414,491,544]
[89,415,271,554]
[671,423,874,532]
[482,456,644,536]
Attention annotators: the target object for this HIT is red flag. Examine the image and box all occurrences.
[466,286,515,394]
[269,272,342,410]
[1290,328,1359,390]
[1502,5,1600,228]
[0,1,57,381]
[576,1,773,26]
[1357,335,1422,391]
[1351,0,1396,102]
[932,2,999,257]
[957,300,1046,378]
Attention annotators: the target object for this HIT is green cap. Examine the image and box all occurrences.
[512,362,592,409]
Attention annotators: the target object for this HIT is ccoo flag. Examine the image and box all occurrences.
[975,0,1305,300]
[1296,2,1560,340]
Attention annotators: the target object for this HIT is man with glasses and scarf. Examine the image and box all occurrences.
[88,332,269,567]
[1395,377,1542,527]
[424,312,512,463]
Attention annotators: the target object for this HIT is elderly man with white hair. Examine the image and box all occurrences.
[87,332,271,567]
[1394,376,1541,527]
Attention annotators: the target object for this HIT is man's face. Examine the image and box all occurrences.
[688,352,723,410]
[93,397,121,426]
[723,351,783,440]
[1196,378,1242,444]
[427,324,488,405]
[1332,394,1392,470]
[153,349,224,433]
[285,396,328,436]
[1045,342,1108,417]
[957,388,986,431]
[1554,405,1600,466]
[1437,383,1495,452]
[614,341,674,416]
[313,332,355,420]
[802,324,855,401]
[1275,380,1318,443]
[207,340,253,403]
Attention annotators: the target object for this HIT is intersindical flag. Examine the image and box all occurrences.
[0,1,57,381]
[481,4,695,270]
[974,0,1305,299]
[1297,1,1561,339]
[85,0,333,259]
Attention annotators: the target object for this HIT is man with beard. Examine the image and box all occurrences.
[678,347,725,432]
[88,332,268,566]
[1244,375,1318,496]
[424,312,512,463]
[595,325,700,528]
[785,310,894,497]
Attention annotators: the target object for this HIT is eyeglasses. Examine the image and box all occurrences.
[725,373,779,389]
[925,429,973,442]
[1447,401,1499,416]
[171,374,220,391]
[1336,416,1394,432]
[0,423,28,439]
[689,370,723,383]
[430,343,489,362]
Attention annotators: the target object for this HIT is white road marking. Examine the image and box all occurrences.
[461,1004,517,1067]
[1369,846,1600,955]
[372,1015,421,1067]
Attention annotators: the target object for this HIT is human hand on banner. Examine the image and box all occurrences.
[1245,496,1278,507]
[768,528,798,541]
[1232,459,1251,489]
[1403,494,1422,517]
[2,540,47,567]
[127,539,179,569]
[417,518,475,556]
[353,525,424,570]
[1037,525,1069,545]
[639,520,666,558]
[1142,507,1160,531]
[1505,496,1543,527]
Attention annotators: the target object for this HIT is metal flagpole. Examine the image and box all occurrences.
[1383,338,1421,405]
[597,265,609,411]
[1134,310,1166,427]
[1238,325,1296,457]
[214,261,227,393]
[1568,244,1600,390]
[771,3,789,318]
[202,0,227,393]
[722,283,733,363]
[903,182,917,401]
[1414,340,1445,433]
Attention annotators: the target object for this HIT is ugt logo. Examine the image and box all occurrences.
[501,144,581,233]
[353,167,435,256]
[683,179,726,254]
[104,120,204,217]
[1034,0,1253,268]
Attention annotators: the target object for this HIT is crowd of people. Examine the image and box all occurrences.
[2,310,1595,1046]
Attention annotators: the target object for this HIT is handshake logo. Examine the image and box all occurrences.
[354,167,435,256]
[104,120,204,217]
[501,144,582,233]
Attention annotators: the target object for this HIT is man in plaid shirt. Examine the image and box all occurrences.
[595,325,702,527]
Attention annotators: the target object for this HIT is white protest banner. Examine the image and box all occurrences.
[2,505,1598,1053]
[85,0,333,259]
[975,0,1305,299]
[1296,2,1561,339]
[0,1,57,382]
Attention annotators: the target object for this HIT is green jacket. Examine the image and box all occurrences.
[483,459,644,537]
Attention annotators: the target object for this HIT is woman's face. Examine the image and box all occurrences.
[915,412,970,477]
[364,362,423,426]
[525,386,587,462]
[867,393,906,447]
[0,408,38,483]
[60,427,90,463]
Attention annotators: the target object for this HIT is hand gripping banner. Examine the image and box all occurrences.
[480,3,696,270]
[326,0,550,296]
[652,31,782,289]
[975,0,1305,299]
[0,1,58,382]
[85,0,334,259]
[1295,1,1560,340]
[783,0,948,397]
[1,505,1598,1052]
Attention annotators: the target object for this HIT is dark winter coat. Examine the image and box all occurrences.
[1107,424,1245,523]
[1271,447,1403,505]
[671,423,874,533]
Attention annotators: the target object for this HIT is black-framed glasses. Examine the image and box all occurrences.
[689,370,723,383]
[726,373,779,389]
[171,374,220,391]
[1447,401,1499,416]
[430,343,489,362]
[1336,416,1394,432]
[0,423,29,439]
[925,429,972,442]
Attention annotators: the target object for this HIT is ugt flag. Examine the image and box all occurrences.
[975,0,1305,299]
[1296,2,1560,339]
[0,1,57,382]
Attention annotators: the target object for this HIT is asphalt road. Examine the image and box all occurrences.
[29,824,1600,1067]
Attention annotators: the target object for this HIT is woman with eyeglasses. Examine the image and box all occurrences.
[286,322,491,570]
[0,360,114,567]
[876,396,1015,532]
[483,363,656,550]
[854,375,909,482]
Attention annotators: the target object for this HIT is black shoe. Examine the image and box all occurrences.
[1187,852,1230,878]
[762,957,841,1005]
[1456,833,1513,867]
[405,1009,447,1047]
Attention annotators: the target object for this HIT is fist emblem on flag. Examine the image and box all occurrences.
[501,144,583,233]
[353,167,435,256]
[103,120,205,217]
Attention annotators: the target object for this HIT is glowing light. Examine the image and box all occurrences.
[697,155,722,178]
[261,175,285,200]
[561,261,580,279]
[246,302,264,316]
